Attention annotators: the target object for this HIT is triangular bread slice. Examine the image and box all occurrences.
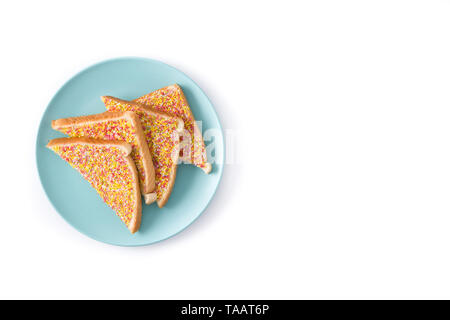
[47,137,142,233]
[134,84,212,174]
[52,111,156,201]
[101,96,184,208]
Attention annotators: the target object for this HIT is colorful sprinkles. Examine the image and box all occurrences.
[50,144,137,226]
[135,85,208,169]
[103,97,180,201]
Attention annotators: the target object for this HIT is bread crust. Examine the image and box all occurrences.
[101,96,183,208]
[47,136,132,155]
[156,164,178,208]
[123,153,142,233]
[47,137,141,233]
[52,111,155,197]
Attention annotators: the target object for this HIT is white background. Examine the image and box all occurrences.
[1,0,450,299]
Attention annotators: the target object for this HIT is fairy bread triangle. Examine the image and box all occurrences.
[135,84,211,174]
[47,137,142,233]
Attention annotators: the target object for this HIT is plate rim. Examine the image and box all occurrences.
[35,56,225,247]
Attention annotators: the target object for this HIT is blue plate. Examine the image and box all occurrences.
[36,57,224,246]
